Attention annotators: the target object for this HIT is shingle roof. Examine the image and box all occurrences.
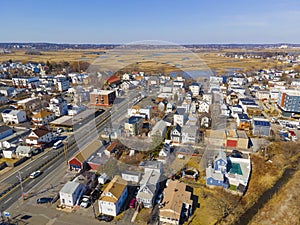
[160,180,192,221]
[32,109,54,119]
[99,175,127,203]
[32,126,51,137]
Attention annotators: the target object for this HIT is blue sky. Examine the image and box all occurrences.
[1,0,300,44]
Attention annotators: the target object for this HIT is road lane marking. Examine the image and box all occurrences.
[4,197,12,204]
[26,166,32,170]
[48,164,55,170]
[28,179,35,185]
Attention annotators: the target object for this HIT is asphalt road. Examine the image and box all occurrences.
[0,92,139,212]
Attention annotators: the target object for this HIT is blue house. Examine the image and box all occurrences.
[214,151,227,173]
[206,151,229,188]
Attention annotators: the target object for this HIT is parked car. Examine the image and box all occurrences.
[91,189,101,202]
[80,197,90,208]
[129,197,136,208]
[30,170,42,179]
[97,215,113,222]
[37,197,53,204]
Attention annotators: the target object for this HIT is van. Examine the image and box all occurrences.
[53,140,63,149]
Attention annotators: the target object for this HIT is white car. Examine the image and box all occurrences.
[80,197,90,208]
[30,170,42,179]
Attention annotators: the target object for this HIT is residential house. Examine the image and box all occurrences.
[157,143,170,164]
[16,146,34,158]
[12,77,40,89]
[150,120,167,139]
[128,106,151,119]
[104,141,118,158]
[202,93,213,105]
[54,76,70,92]
[159,180,193,225]
[48,96,68,117]
[200,113,211,128]
[1,109,26,124]
[181,125,199,144]
[2,147,16,159]
[0,126,13,139]
[32,109,56,126]
[59,181,85,207]
[0,86,16,96]
[171,124,182,143]
[166,101,175,113]
[198,100,210,113]
[69,139,103,171]
[121,171,141,183]
[124,116,143,136]
[25,126,53,148]
[136,165,161,208]
[98,175,128,216]
[17,97,40,111]
[174,108,187,127]
[252,118,271,136]
[236,113,250,130]
[189,82,200,97]
[0,94,8,105]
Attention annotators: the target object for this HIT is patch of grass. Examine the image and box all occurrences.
[229,185,237,191]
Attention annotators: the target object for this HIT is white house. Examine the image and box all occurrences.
[59,181,85,207]
[16,146,34,158]
[1,109,26,124]
[98,175,128,216]
[136,168,161,208]
[171,124,182,143]
[202,93,213,105]
[121,171,141,183]
[2,147,16,159]
[157,143,170,164]
[25,126,53,148]
[32,109,56,126]
[48,96,68,116]
[189,83,200,97]
[198,100,210,113]
[174,108,187,127]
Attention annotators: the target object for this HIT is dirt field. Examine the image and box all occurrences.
[0,48,292,75]
[248,169,300,225]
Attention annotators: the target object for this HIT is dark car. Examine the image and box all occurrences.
[129,197,136,208]
[37,197,53,204]
[97,215,113,222]
[91,189,101,202]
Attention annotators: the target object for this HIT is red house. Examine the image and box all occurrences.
[68,140,103,171]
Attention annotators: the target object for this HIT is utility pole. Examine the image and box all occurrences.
[16,171,24,200]
[63,140,68,166]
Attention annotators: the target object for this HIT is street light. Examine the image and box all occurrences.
[16,170,24,200]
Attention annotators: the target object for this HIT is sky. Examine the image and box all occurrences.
[1,0,300,44]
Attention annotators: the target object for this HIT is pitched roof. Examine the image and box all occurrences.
[172,124,182,133]
[107,75,121,84]
[0,125,13,134]
[106,141,118,153]
[32,109,54,119]
[99,175,127,203]
[32,126,51,137]
[60,181,82,194]
[73,139,103,163]
[160,180,192,221]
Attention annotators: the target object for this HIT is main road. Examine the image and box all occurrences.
[0,92,140,211]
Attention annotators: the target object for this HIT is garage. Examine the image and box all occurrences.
[227,140,237,147]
